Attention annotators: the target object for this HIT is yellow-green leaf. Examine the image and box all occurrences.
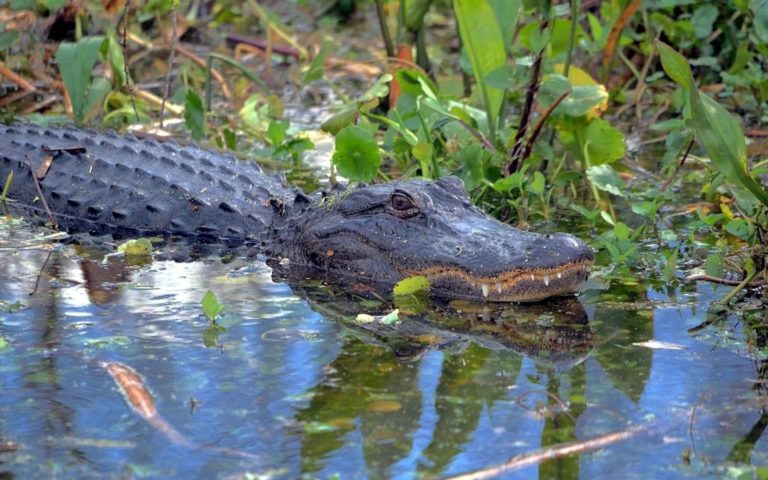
[393,275,431,296]
[117,238,153,256]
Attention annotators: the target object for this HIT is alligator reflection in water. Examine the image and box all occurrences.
[285,279,594,366]
[280,281,595,477]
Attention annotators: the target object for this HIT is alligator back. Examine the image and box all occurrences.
[0,124,293,245]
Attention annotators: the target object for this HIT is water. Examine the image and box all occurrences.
[1,221,766,479]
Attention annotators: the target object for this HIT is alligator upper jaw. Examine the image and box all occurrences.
[404,258,594,303]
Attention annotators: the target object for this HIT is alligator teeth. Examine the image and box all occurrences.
[543,275,550,286]
[495,282,503,293]
[481,283,490,298]
[530,274,535,281]
[557,272,562,279]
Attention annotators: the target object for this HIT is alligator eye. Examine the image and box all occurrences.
[391,193,413,211]
[388,192,419,218]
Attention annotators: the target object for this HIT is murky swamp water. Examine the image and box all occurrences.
[1,219,767,480]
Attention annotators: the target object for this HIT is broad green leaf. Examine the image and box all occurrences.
[657,41,693,91]
[332,126,381,181]
[663,248,679,282]
[724,218,752,239]
[84,77,111,119]
[484,65,517,89]
[553,64,609,118]
[493,171,525,193]
[302,39,330,85]
[267,120,288,145]
[0,30,20,50]
[583,119,626,165]
[587,164,625,197]
[631,201,660,218]
[412,142,433,166]
[691,90,768,207]
[704,252,724,279]
[489,0,521,49]
[55,37,106,123]
[184,90,205,140]
[321,108,359,135]
[202,290,224,322]
[527,171,546,195]
[692,4,718,39]
[405,0,433,31]
[454,0,506,138]
[393,276,431,295]
[540,75,608,119]
[614,222,630,241]
[753,0,768,42]
[101,33,126,86]
[357,73,392,105]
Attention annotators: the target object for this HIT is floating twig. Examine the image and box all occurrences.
[685,272,763,288]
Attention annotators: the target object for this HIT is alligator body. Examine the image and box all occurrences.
[0,123,593,302]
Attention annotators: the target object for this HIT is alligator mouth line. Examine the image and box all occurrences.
[404,259,594,302]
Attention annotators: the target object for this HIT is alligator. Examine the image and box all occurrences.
[0,123,594,302]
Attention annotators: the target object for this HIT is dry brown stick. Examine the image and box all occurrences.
[121,0,140,122]
[0,62,37,91]
[504,18,548,176]
[24,155,57,229]
[160,9,179,128]
[445,424,648,480]
[21,95,59,115]
[521,90,570,161]
[0,89,36,108]
[175,44,232,99]
[129,87,183,115]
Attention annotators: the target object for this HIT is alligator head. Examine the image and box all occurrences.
[266,176,594,302]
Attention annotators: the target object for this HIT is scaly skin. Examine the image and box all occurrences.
[0,123,593,302]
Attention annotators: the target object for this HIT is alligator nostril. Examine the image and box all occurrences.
[455,246,462,256]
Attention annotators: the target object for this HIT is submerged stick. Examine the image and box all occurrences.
[445,424,648,480]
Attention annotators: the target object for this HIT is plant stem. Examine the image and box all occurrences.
[563,0,579,77]
[375,0,396,58]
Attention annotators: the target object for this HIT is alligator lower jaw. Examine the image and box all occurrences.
[404,259,594,303]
